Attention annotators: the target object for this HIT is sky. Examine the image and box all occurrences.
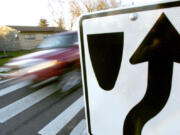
[0,0,176,27]
[0,0,52,26]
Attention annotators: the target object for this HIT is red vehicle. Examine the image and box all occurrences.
[0,31,80,86]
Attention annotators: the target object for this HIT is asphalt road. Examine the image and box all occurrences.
[0,77,86,135]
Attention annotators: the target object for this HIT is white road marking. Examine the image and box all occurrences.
[31,76,58,88]
[70,119,87,135]
[0,78,14,84]
[0,84,58,123]
[0,80,32,96]
[0,67,10,72]
[38,96,84,135]
[81,127,88,135]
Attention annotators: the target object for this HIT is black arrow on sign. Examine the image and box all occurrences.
[123,13,180,135]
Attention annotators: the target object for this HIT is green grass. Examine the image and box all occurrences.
[0,50,36,66]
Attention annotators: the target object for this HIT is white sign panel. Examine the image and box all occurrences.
[79,1,180,135]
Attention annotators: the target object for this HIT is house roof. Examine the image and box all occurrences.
[7,25,66,33]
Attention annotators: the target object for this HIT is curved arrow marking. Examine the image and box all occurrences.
[123,13,180,135]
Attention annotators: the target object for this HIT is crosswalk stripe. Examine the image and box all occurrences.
[31,76,58,88]
[0,78,14,84]
[38,96,84,135]
[70,119,87,135]
[0,84,58,123]
[0,80,32,96]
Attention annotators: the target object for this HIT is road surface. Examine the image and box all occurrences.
[0,77,86,135]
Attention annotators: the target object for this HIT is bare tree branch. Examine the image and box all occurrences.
[48,0,118,30]
[56,17,66,29]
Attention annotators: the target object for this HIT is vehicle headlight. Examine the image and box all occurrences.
[5,59,44,68]
[9,60,60,77]
[27,60,60,73]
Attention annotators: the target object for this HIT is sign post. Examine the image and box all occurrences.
[79,1,180,135]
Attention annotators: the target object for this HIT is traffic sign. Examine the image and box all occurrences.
[79,1,180,135]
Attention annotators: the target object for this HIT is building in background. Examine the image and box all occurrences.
[0,25,65,51]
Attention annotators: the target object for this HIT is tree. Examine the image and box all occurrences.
[39,19,49,27]
[48,0,118,30]
[0,26,20,55]
[56,16,66,29]
[47,0,66,29]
